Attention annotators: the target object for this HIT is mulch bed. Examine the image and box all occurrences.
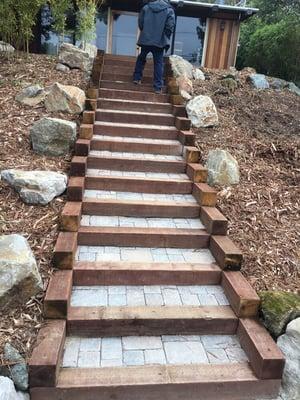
[0,52,87,362]
[193,70,300,293]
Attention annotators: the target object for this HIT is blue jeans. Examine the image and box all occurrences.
[133,46,164,91]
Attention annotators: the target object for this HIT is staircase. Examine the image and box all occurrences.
[29,53,284,400]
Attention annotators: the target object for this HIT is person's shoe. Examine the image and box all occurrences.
[133,80,141,85]
[154,88,162,94]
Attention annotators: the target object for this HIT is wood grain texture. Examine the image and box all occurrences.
[29,320,66,387]
[177,130,196,146]
[200,206,228,235]
[210,235,243,270]
[53,232,77,269]
[67,177,85,202]
[61,202,82,232]
[238,318,285,379]
[79,124,94,140]
[183,146,200,163]
[192,183,217,206]
[75,139,90,156]
[175,117,191,131]
[70,156,87,177]
[187,164,208,183]
[44,270,73,318]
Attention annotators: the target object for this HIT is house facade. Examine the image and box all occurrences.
[41,0,258,69]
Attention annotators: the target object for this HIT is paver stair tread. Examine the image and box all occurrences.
[70,284,229,307]
[80,215,204,229]
[94,121,177,130]
[98,98,170,106]
[76,246,216,264]
[84,190,197,203]
[86,169,189,181]
[62,334,247,368]
[92,135,180,145]
[96,109,174,118]
[89,150,184,162]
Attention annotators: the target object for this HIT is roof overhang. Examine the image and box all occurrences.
[107,0,258,21]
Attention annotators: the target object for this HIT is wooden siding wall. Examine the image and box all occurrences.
[204,18,240,69]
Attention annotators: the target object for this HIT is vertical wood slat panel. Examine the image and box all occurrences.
[228,20,240,67]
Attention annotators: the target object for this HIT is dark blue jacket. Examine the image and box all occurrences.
[137,0,175,49]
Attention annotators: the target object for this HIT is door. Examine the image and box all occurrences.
[108,11,139,56]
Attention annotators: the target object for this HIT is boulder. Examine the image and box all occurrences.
[0,234,43,309]
[269,77,288,90]
[0,41,15,53]
[176,76,193,98]
[30,117,77,156]
[4,344,28,391]
[186,95,218,128]
[193,68,205,81]
[1,170,67,205]
[15,85,45,107]
[79,43,97,59]
[277,317,300,400]
[247,73,270,89]
[55,63,70,73]
[58,43,92,72]
[288,82,300,96]
[206,149,240,186]
[221,77,238,93]
[44,82,85,114]
[169,55,194,79]
[259,291,300,338]
[0,377,28,400]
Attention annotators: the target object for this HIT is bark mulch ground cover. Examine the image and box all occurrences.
[194,70,300,294]
[0,52,87,363]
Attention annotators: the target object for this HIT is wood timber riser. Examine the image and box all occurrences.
[102,65,154,76]
[102,72,153,84]
[100,80,167,93]
[98,88,170,103]
[97,98,173,114]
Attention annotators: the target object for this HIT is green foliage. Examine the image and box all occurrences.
[49,0,72,40]
[75,0,100,49]
[237,0,300,83]
[0,0,45,52]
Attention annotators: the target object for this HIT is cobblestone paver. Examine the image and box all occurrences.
[71,284,229,307]
[81,215,204,229]
[62,335,248,368]
[89,150,184,161]
[84,190,196,203]
[86,169,189,180]
[93,134,180,145]
[76,246,216,263]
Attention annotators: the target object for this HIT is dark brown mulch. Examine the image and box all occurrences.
[0,52,87,362]
[193,70,300,293]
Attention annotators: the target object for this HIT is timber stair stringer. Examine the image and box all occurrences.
[29,53,284,400]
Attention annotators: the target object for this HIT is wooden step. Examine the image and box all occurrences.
[85,174,192,194]
[99,88,169,103]
[90,135,182,155]
[77,226,210,248]
[100,80,167,93]
[93,121,178,140]
[102,64,154,77]
[67,305,238,336]
[102,72,153,84]
[73,261,221,286]
[97,98,172,114]
[87,152,186,173]
[30,364,281,400]
[95,109,175,126]
[82,198,199,218]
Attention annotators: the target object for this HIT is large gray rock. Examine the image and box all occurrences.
[247,73,270,89]
[15,85,45,107]
[0,377,29,400]
[206,149,240,186]
[288,82,300,96]
[79,43,97,59]
[169,55,194,79]
[44,82,85,114]
[186,95,218,128]
[269,78,288,90]
[277,317,300,400]
[1,170,67,205]
[0,234,43,309]
[30,117,77,156]
[58,43,92,72]
[0,41,15,53]
[4,344,28,391]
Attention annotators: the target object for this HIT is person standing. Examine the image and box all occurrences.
[133,0,175,94]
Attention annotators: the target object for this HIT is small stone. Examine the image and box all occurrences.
[30,117,77,156]
[0,235,43,309]
[4,344,28,391]
[186,95,218,128]
[221,77,238,93]
[259,291,300,338]
[55,63,70,72]
[193,68,205,81]
[269,77,288,90]
[247,73,270,89]
[0,41,15,53]
[206,149,240,186]
[15,85,45,107]
[44,82,86,114]
[169,55,194,79]
[1,170,67,205]
[288,82,300,96]
[277,317,300,400]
